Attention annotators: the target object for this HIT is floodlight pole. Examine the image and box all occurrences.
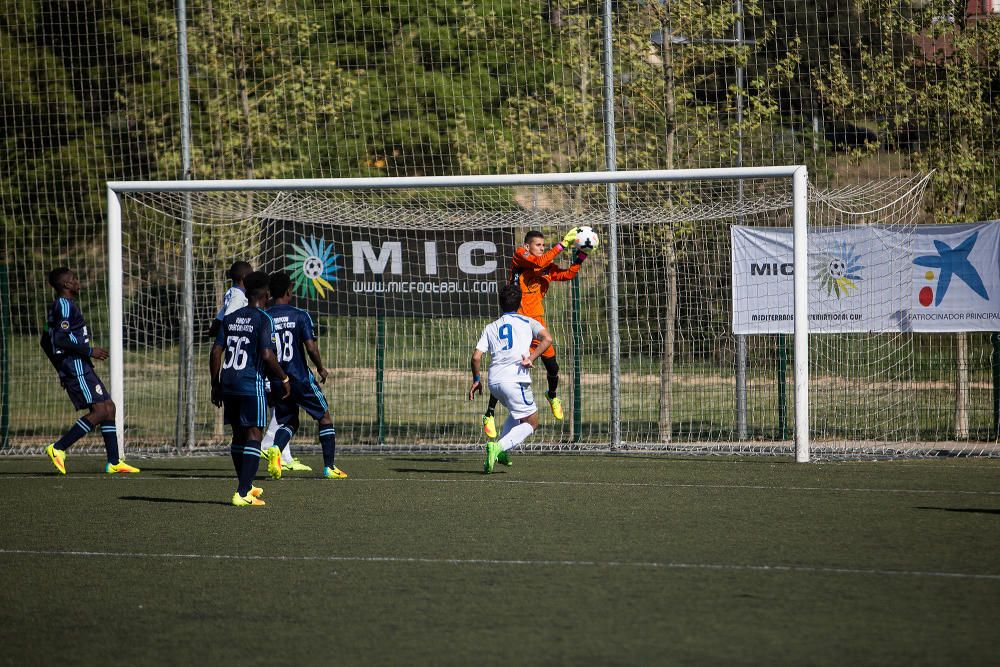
[734,0,749,440]
[602,0,621,450]
[175,0,195,451]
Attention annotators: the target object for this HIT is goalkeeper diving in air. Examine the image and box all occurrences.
[480,227,590,439]
[470,283,553,473]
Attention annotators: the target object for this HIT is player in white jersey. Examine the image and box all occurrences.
[469,283,553,473]
[207,261,252,338]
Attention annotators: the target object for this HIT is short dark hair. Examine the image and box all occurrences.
[243,271,270,300]
[269,271,292,299]
[228,261,253,283]
[499,283,522,313]
[47,267,72,289]
[524,230,544,244]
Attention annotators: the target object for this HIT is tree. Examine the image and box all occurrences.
[815,0,1000,439]
[1,1,165,329]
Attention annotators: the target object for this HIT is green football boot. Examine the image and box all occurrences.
[483,441,500,474]
[496,450,512,467]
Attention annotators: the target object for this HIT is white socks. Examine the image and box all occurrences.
[498,422,534,451]
[499,414,518,439]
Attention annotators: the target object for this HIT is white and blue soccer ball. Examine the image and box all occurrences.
[574,226,600,251]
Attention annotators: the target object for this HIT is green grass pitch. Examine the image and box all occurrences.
[2,453,999,665]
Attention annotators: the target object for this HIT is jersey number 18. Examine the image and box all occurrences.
[275,331,295,363]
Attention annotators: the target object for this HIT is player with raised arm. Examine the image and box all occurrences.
[41,268,140,475]
[210,271,291,507]
[263,271,347,480]
[470,283,553,473]
[480,227,589,438]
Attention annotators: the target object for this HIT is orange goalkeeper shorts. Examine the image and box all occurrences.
[527,315,556,359]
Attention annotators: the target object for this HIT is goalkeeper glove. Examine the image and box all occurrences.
[572,249,589,265]
[560,227,581,248]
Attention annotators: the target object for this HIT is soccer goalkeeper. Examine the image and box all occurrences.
[481,227,589,438]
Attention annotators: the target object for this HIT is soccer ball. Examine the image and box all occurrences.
[574,226,600,251]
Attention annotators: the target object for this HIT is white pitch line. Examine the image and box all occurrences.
[3,473,1000,496]
[362,477,1000,496]
[2,548,999,581]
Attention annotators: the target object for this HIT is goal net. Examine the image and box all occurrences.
[14,168,988,460]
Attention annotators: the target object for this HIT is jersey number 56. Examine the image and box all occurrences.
[222,336,250,370]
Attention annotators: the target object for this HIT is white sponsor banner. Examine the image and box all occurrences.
[732,221,1000,334]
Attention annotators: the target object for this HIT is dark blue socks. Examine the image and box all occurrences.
[319,426,336,469]
[273,425,294,452]
[100,421,120,464]
[54,417,92,451]
[237,440,262,496]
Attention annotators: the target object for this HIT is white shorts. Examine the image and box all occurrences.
[489,381,537,420]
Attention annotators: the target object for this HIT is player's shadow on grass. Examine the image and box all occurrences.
[389,457,463,463]
[0,472,62,477]
[120,495,230,506]
[152,472,234,478]
[916,506,1000,515]
[391,467,490,475]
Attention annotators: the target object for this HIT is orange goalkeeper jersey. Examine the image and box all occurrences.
[509,244,581,321]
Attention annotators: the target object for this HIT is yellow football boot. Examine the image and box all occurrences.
[45,444,67,475]
[231,492,265,507]
[106,461,140,474]
[265,446,283,480]
[323,466,348,479]
[482,415,497,438]
[547,395,564,421]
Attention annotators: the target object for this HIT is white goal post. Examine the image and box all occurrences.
[106,167,811,462]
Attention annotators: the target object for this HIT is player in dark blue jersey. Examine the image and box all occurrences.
[264,272,347,479]
[40,268,140,475]
[210,271,291,507]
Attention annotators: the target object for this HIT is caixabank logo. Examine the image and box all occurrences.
[913,231,989,307]
[811,241,863,298]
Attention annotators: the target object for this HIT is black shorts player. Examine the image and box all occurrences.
[40,268,139,474]
[210,271,290,506]
[264,271,346,479]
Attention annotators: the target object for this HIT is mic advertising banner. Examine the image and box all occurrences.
[731,221,1000,334]
[265,222,515,318]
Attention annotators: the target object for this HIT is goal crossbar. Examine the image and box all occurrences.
[106,166,811,461]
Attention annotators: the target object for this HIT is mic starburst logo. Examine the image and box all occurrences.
[285,236,342,299]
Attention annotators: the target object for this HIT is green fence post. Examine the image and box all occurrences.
[375,306,385,446]
[0,264,8,449]
[777,333,788,440]
[992,333,999,440]
[572,277,582,443]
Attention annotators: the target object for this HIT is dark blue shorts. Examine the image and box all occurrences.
[273,378,330,424]
[223,394,268,429]
[61,367,111,410]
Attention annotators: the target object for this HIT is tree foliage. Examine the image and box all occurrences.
[816,0,1000,222]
